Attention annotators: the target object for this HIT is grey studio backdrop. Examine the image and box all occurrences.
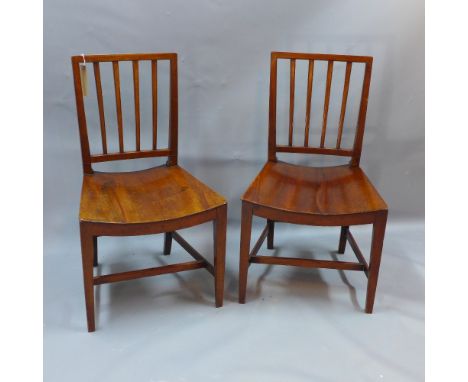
[44,0,424,247]
[44,0,424,380]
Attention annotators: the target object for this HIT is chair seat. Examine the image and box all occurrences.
[80,165,226,224]
[242,161,387,216]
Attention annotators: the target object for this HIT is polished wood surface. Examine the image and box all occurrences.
[71,53,178,173]
[320,60,334,148]
[72,53,227,332]
[242,161,387,216]
[337,62,352,149]
[304,60,314,146]
[267,51,373,165]
[92,62,107,154]
[289,59,296,146]
[80,165,225,224]
[112,61,124,152]
[272,51,373,62]
[239,52,388,314]
[151,60,158,150]
[132,60,141,151]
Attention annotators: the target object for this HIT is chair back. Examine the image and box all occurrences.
[267,52,373,166]
[71,53,178,173]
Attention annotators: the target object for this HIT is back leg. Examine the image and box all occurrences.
[338,226,349,254]
[267,220,275,249]
[163,232,173,255]
[93,236,98,267]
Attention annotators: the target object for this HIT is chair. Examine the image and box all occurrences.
[239,52,388,313]
[71,53,227,332]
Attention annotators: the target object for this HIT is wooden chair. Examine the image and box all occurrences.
[239,52,388,313]
[71,53,227,332]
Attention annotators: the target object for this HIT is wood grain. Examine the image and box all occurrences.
[249,224,269,257]
[93,62,107,154]
[272,52,372,63]
[151,60,158,150]
[336,62,352,149]
[276,145,353,157]
[365,212,387,313]
[213,204,227,307]
[112,61,124,152]
[72,53,177,64]
[351,60,373,166]
[90,149,170,163]
[71,57,92,173]
[288,59,296,146]
[266,52,373,161]
[268,53,278,161]
[71,53,180,167]
[80,165,226,224]
[304,60,314,147]
[172,231,214,275]
[320,60,334,148]
[347,229,369,277]
[239,52,386,313]
[250,255,365,271]
[168,57,178,166]
[72,53,227,331]
[94,261,206,285]
[132,60,141,151]
[239,201,253,304]
[242,161,387,216]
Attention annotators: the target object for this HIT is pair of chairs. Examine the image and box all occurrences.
[72,52,388,332]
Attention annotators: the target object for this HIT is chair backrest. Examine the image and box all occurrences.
[71,53,178,174]
[268,52,373,166]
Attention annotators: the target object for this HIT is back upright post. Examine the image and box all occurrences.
[268,53,278,162]
[350,59,373,166]
[167,54,179,166]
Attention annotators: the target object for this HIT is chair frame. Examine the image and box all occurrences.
[72,53,227,332]
[239,52,388,313]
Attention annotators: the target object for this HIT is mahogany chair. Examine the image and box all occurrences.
[239,52,388,313]
[71,53,227,332]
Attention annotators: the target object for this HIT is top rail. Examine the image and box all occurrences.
[71,53,177,64]
[272,52,373,63]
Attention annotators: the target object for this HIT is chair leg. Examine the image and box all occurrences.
[163,232,173,255]
[338,226,349,254]
[213,205,227,308]
[80,224,95,332]
[365,213,388,314]
[93,236,98,267]
[267,219,275,249]
[239,202,253,304]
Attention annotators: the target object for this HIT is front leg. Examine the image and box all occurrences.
[365,213,387,313]
[239,202,253,304]
[213,205,227,307]
[80,224,96,332]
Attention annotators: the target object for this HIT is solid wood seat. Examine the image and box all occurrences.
[242,161,387,216]
[80,165,226,224]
